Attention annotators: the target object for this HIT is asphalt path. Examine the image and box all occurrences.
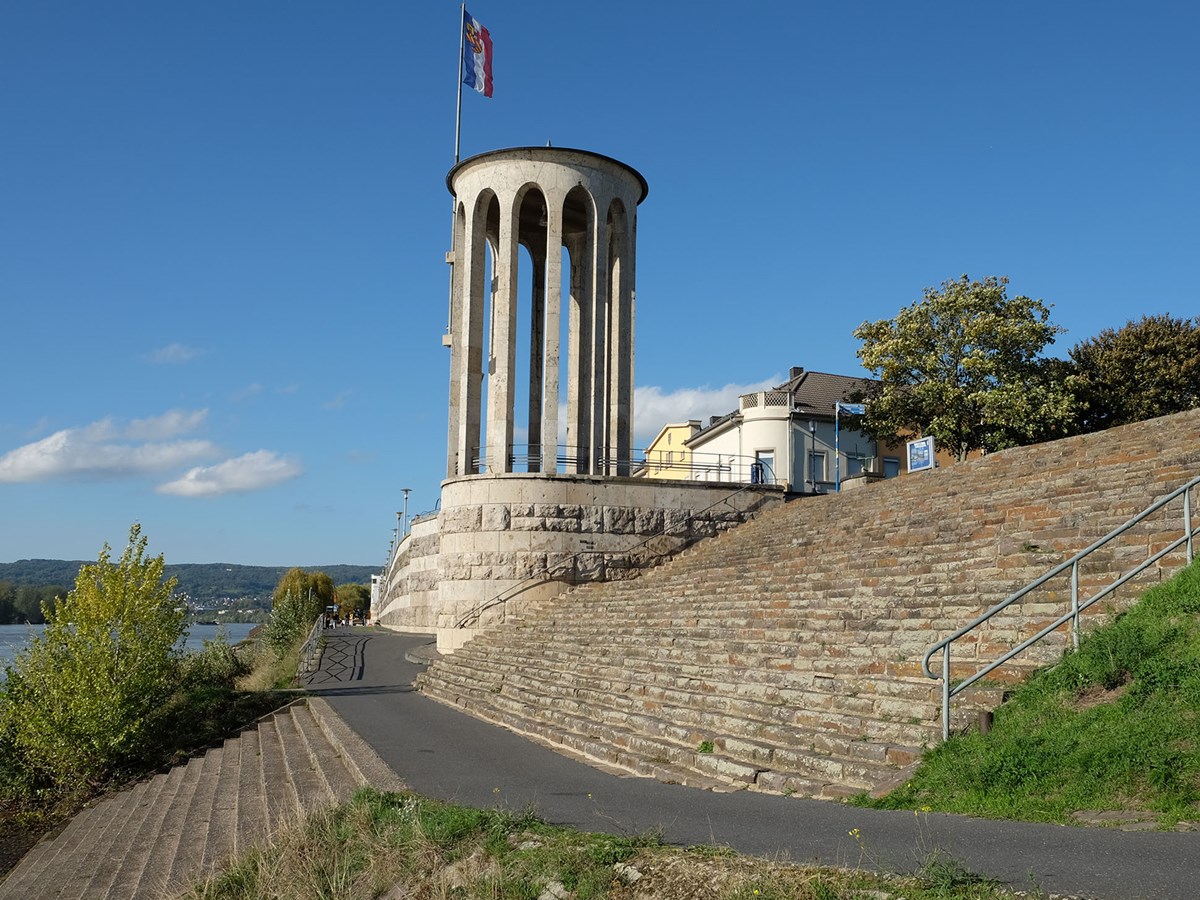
[310,627,1200,899]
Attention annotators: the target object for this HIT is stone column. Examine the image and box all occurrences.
[566,231,591,474]
[445,205,465,478]
[589,214,610,475]
[486,192,519,474]
[526,241,546,472]
[541,195,563,474]
[608,207,635,474]
[452,195,489,476]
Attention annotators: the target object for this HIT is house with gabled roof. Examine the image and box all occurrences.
[683,366,905,493]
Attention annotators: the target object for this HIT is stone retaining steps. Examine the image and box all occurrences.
[418,410,1200,799]
[0,698,403,900]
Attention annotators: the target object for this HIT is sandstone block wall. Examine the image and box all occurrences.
[414,408,1200,796]
[376,474,784,650]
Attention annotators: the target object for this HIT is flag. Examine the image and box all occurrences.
[462,9,493,98]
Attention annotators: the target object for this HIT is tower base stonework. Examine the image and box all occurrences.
[375,475,782,653]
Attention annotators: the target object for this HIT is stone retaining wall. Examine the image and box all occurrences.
[376,474,783,651]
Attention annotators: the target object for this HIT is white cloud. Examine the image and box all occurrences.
[125,409,209,440]
[0,425,217,483]
[633,377,780,445]
[231,383,263,402]
[145,342,204,364]
[156,450,302,498]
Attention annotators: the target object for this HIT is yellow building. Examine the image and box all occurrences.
[637,420,702,479]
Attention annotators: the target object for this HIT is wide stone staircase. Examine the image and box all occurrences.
[417,409,1200,798]
[0,698,403,900]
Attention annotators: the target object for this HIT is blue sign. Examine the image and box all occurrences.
[907,436,935,473]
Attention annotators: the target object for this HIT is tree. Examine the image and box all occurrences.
[262,568,334,657]
[271,568,334,621]
[1068,314,1200,433]
[0,524,184,788]
[336,582,371,620]
[854,275,1075,461]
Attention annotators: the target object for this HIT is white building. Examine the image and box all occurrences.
[685,367,903,493]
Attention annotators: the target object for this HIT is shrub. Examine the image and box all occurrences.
[0,524,184,790]
[179,637,249,692]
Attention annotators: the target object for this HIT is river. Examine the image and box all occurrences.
[0,622,258,669]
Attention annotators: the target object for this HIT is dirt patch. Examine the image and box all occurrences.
[0,802,60,879]
[1071,682,1127,710]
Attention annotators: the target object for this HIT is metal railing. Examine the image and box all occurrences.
[296,613,330,677]
[922,475,1200,740]
[454,480,779,629]
[462,444,783,485]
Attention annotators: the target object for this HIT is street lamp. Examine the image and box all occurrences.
[401,488,413,536]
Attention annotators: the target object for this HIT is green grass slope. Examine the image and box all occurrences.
[867,559,1200,825]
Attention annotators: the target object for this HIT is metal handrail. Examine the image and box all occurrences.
[462,444,784,486]
[454,480,778,629]
[922,475,1199,740]
[296,613,330,677]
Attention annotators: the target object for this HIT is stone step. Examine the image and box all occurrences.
[54,776,156,900]
[0,795,114,897]
[277,707,336,812]
[134,750,208,897]
[257,717,303,836]
[307,697,407,792]
[162,745,227,896]
[291,702,360,802]
[422,664,914,792]
[0,700,401,900]
[98,764,189,899]
[234,725,270,856]
[436,646,943,738]
[462,640,950,706]
[87,765,177,899]
[198,729,244,877]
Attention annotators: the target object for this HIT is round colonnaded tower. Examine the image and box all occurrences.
[444,147,647,478]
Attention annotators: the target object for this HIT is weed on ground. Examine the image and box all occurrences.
[186,788,1027,900]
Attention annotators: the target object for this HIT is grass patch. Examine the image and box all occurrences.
[185,788,1025,900]
[863,559,1200,825]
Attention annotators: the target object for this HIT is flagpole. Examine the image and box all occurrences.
[454,2,465,165]
[447,3,466,341]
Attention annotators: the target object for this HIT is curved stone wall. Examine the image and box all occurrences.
[376,473,783,652]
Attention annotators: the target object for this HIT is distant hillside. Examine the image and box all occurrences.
[0,560,378,603]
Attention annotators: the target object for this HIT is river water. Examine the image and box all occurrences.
[0,622,258,669]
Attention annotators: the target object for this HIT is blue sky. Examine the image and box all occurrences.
[2,2,1196,567]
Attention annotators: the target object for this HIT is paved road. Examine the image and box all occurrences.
[310,628,1200,899]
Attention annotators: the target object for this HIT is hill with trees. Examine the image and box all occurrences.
[0,560,377,620]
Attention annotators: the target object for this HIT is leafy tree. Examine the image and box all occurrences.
[272,568,334,621]
[1068,314,1200,433]
[336,583,371,619]
[262,568,333,657]
[854,275,1076,461]
[0,524,184,788]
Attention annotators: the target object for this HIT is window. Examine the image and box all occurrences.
[883,457,901,478]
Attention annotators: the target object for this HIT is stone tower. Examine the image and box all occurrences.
[444,147,648,479]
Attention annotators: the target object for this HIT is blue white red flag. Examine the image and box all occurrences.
[462,9,494,98]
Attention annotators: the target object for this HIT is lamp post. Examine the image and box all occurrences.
[401,488,412,536]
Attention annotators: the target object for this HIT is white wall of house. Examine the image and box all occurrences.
[687,391,884,492]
